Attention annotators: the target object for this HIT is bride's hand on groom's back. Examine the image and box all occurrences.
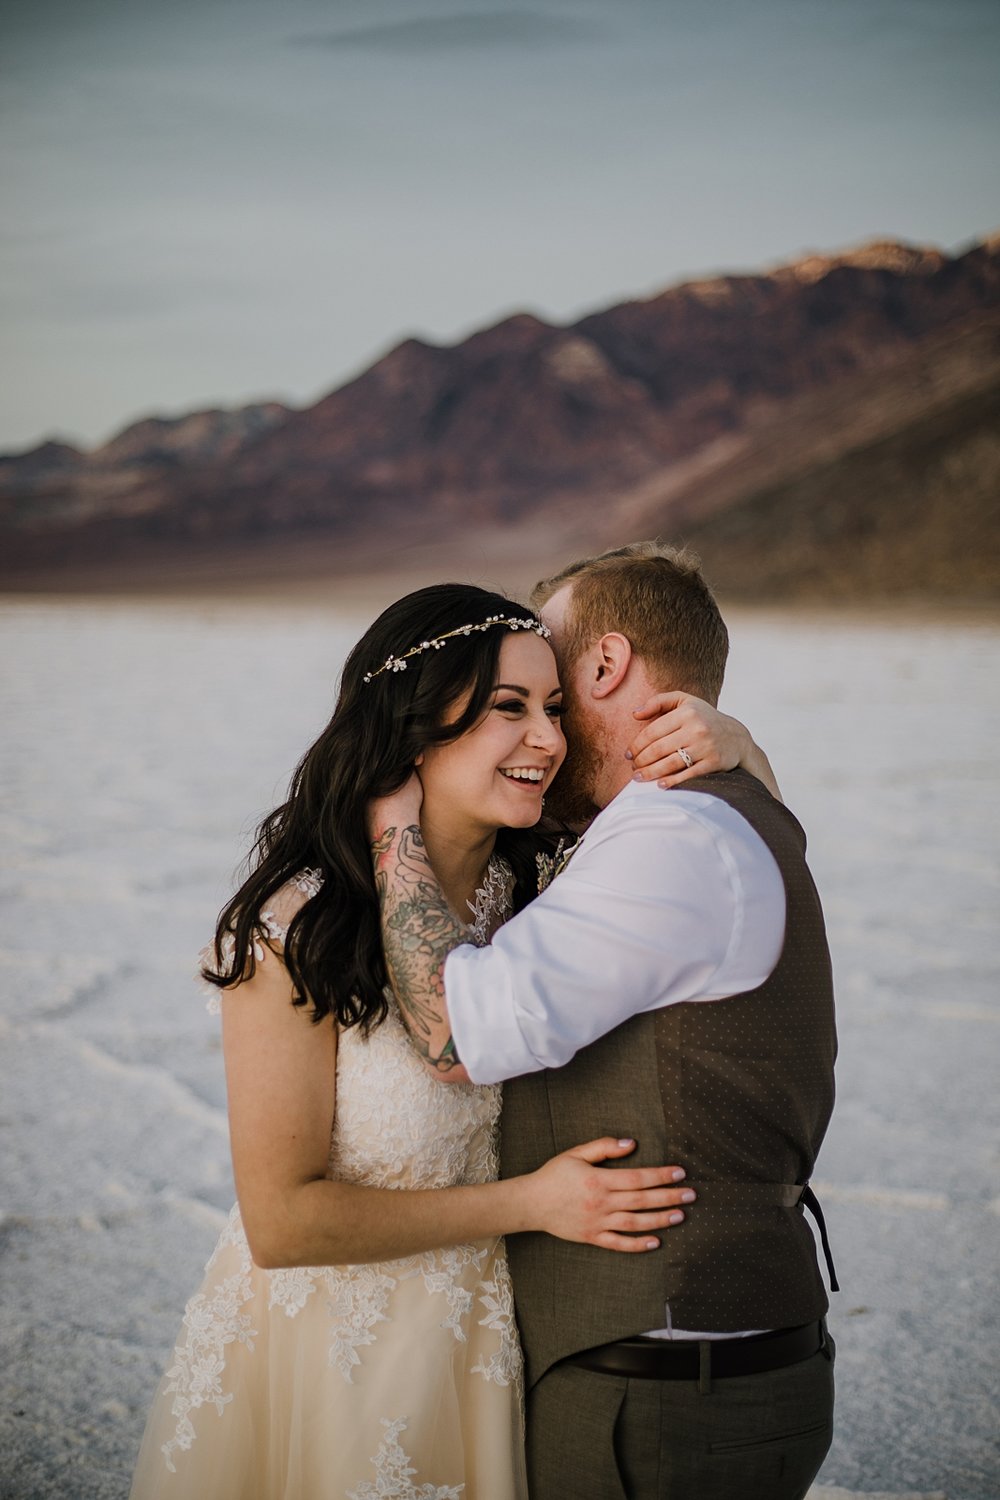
[521,1138,695,1252]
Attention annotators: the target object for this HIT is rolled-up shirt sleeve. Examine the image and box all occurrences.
[444,783,786,1085]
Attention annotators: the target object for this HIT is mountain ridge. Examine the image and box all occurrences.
[2,234,998,600]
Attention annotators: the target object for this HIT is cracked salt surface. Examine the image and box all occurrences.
[2,599,998,1499]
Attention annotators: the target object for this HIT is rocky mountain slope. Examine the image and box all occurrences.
[2,236,998,599]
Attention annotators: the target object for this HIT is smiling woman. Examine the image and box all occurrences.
[416,631,567,911]
[128,582,714,1500]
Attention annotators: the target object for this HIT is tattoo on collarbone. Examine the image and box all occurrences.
[371,823,465,1074]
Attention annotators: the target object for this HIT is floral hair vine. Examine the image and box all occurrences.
[363,614,551,684]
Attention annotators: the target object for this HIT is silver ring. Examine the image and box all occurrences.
[677,746,694,770]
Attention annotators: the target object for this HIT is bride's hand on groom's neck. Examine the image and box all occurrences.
[627,692,782,801]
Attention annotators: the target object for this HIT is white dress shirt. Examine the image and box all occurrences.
[446,779,786,1085]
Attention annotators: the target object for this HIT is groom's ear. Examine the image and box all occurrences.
[591,633,632,698]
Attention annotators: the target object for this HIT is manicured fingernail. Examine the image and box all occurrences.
[618,1138,634,1147]
[680,1190,696,1203]
[671,1169,686,1182]
[645,1238,660,1250]
[624,749,633,760]
[668,1211,685,1225]
[633,772,645,782]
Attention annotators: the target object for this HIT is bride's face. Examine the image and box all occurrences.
[418,633,566,837]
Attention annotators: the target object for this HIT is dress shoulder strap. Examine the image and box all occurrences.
[199,868,325,1012]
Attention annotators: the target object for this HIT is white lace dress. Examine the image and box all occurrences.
[129,864,526,1500]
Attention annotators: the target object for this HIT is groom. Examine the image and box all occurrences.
[373,541,837,1500]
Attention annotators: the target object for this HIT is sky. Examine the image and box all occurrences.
[2,0,998,452]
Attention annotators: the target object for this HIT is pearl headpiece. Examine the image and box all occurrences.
[363,614,551,684]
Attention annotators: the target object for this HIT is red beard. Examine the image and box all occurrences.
[544,683,606,825]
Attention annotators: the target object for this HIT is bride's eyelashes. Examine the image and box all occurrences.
[493,698,565,719]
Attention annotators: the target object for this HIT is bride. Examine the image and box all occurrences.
[129,583,771,1500]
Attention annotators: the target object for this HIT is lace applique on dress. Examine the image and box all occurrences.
[324,1264,398,1380]
[466,856,513,944]
[160,1206,255,1473]
[404,1244,488,1340]
[471,1252,521,1388]
[346,1416,464,1500]
[265,1264,323,1318]
[535,834,584,894]
[299,1242,495,1384]
[199,867,324,1014]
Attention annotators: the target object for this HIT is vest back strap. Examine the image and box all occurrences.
[800,1184,840,1292]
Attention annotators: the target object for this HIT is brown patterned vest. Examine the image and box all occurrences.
[500,769,837,1388]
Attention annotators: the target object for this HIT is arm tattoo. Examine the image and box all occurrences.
[372,824,466,1074]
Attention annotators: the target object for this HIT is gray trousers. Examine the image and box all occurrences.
[526,1337,835,1500]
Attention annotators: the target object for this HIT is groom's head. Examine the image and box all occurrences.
[532,541,729,815]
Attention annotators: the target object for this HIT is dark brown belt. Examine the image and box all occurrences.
[563,1321,826,1381]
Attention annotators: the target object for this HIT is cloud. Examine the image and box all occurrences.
[290,10,604,55]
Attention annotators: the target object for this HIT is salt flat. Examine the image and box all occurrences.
[1,597,998,1499]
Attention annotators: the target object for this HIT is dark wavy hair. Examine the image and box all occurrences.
[202,583,561,1031]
